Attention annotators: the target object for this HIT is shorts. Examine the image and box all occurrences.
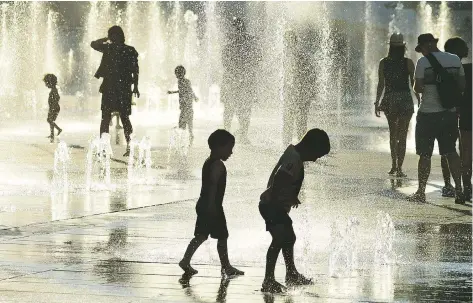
[415,111,458,157]
[259,202,293,232]
[179,108,193,129]
[194,208,228,240]
[47,109,59,122]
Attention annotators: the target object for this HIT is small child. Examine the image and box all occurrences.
[179,129,244,278]
[259,128,330,293]
[168,65,198,145]
[43,74,62,143]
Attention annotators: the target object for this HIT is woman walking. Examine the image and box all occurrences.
[375,33,420,177]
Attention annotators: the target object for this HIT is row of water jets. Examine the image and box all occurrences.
[52,128,191,193]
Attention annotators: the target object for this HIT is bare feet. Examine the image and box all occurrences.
[285,272,313,286]
[179,260,198,276]
[221,265,244,277]
[261,278,286,293]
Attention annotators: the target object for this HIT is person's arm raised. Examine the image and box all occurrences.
[90,38,109,52]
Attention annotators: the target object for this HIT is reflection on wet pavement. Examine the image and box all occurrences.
[0,114,470,302]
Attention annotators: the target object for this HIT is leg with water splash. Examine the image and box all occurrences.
[262,230,285,293]
[100,110,112,138]
[120,112,133,157]
[217,239,244,277]
[279,226,312,286]
[179,235,206,276]
[47,110,61,142]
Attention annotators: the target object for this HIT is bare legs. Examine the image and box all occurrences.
[413,152,464,203]
[385,113,412,176]
[180,236,243,276]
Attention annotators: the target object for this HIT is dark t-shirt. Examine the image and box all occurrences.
[196,157,226,214]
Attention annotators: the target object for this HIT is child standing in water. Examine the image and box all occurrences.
[43,74,62,143]
[168,65,198,145]
[179,129,244,278]
[259,128,330,293]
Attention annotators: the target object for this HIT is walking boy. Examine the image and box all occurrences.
[179,129,244,277]
[259,128,330,293]
[44,74,62,143]
[168,66,198,145]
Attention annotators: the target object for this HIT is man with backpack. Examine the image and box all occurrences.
[408,33,466,204]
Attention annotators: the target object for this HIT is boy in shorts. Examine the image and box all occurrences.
[179,129,244,277]
[259,128,330,293]
[168,65,198,145]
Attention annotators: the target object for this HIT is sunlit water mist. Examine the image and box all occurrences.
[0,1,466,134]
[363,2,378,110]
[52,141,70,193]
[127,135,153,185]
[86,133,113,191]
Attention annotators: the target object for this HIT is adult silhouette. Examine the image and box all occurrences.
[375,33,419,177]
[91,25,140,156]
[221,17,261,144]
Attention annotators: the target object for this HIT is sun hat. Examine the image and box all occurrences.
[389,33,406,46]
[415,33,439,52]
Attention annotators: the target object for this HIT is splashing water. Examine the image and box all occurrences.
[128,135,153,184]
[374,211,396,265]
[329,217,359,277]
[52,141,70,193]
[85,133,113,191]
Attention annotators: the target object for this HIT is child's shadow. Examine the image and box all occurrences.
[179,274,231,303]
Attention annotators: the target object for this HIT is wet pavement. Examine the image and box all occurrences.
[0,107,471,302]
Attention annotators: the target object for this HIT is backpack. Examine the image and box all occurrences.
[425,53,462,109]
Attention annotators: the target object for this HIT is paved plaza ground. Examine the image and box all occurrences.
[0,107,471,302]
